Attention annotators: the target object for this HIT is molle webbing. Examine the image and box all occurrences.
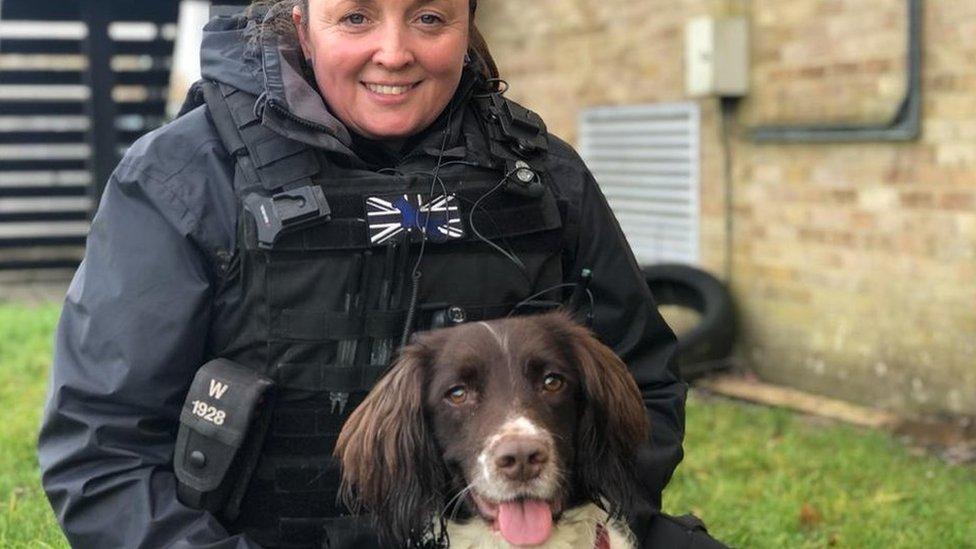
[244,184,565,252]
[202,80,319,194]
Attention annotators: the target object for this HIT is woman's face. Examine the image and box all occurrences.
[294,0,469,141]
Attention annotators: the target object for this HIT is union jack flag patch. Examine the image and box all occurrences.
[365,193,465,245]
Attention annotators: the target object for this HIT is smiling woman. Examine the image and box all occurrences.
[35,0,698,547]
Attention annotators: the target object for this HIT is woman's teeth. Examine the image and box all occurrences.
[365,83,413,95]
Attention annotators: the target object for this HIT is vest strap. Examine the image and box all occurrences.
[475,92,549,175]
[202,80,319,195]
[271,309,408,341]
[255,185,563,252]
[275,361,389,393]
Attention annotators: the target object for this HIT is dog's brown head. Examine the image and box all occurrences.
[335,311,650,547]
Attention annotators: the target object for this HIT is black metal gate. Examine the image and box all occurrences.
[0,1,202,271]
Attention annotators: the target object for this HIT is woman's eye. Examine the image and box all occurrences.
[342,13,368,25]
[417,13,443,25]
[542,374,565,393]
[446,385,468,404]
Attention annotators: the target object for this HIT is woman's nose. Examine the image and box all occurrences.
[371,23,415,69]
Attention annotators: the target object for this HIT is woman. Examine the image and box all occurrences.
[38,0,708,547]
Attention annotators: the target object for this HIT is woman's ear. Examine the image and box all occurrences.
[291,5,312,60]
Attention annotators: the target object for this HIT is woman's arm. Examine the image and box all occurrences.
[37,116,259,548]
[553,144,687,508]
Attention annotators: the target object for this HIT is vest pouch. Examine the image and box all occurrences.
[175,358,275,520]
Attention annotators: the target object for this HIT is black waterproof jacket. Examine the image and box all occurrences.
[38,14,687,549]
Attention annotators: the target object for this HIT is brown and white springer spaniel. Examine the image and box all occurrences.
[335,311,651,548]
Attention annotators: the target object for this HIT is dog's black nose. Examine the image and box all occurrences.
[494,438,549,482]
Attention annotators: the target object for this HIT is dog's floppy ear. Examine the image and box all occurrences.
[334,333,450,546]
[555,313,651,516]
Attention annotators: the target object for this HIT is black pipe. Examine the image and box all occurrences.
[751,0,922,143]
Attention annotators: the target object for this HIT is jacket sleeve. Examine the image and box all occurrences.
[37,157,260,548]
[563,164,687,508]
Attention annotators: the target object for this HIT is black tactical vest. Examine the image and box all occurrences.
[194,81,571,548]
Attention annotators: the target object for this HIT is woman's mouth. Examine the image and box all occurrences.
[363,82,419,96]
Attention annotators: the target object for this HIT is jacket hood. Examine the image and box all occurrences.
[201,12,356,154]
[199,13,263,96]
[199,11,482,167]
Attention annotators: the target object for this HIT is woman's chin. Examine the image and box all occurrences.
[350,116,432,142]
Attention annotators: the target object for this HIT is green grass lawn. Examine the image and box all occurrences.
[2,302,975,548]
[0,303,67,549]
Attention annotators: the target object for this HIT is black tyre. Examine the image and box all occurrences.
[642,264,735,379]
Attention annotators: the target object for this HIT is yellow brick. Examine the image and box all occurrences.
[480,0,976,415]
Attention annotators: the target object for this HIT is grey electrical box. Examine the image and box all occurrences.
[685,16,749,98]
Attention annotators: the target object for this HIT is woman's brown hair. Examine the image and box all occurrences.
[246,0,499,83]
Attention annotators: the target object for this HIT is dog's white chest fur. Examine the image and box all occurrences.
[444,503,635,549]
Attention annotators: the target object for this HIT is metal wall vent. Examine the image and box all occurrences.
[579,102,701,265]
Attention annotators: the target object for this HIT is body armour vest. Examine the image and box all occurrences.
[195,82,571,548]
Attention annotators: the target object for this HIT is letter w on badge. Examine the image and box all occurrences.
[209,379,230,399]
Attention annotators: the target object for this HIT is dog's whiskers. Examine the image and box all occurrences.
[442,481,476,523]
[448,488,472,523]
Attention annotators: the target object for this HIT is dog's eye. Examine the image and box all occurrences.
[445,385,468,404]
[542,374,565,393]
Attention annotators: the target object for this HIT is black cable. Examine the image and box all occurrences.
[406,163,531,280]
[508,282,595,320]
[456,193,520,268]
[399,102,458,349]
[473,78,510,98]
[398,89,554,344]
[468,169,530,279]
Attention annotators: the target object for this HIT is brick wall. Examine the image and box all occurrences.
[478,0,976,415]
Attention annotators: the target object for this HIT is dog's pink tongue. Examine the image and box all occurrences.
[497,499,553,547]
